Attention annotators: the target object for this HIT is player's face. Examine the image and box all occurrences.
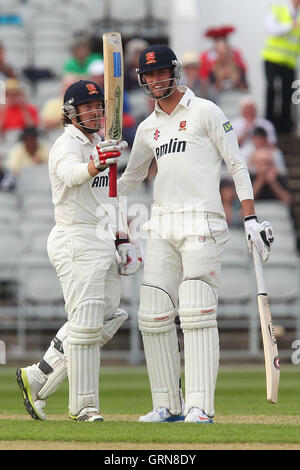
[76,100,104,131]
[143,68,174,99]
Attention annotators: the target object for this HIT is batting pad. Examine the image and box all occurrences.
[38,322,68,400]
[138,285,182,415]
[37,309,127,401]
[68,299,104,417]
[99,308,128,347]
[179,280,219,417]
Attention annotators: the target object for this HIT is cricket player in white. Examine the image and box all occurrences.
[16,80,141,422]
[118,45,274,423]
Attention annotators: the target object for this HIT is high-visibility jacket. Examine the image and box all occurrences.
[262,4,300,68]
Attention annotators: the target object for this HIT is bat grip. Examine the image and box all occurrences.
[109,163,117,197]
[252,245,266,294]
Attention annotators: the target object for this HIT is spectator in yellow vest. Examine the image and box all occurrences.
[261,0,300,134]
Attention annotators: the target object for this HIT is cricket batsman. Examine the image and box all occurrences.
[117,45,274,423]
[16,80,141,422]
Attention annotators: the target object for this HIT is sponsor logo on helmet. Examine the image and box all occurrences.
[146,51,157,65]
[86,83,99,95]
[179,120,186,131]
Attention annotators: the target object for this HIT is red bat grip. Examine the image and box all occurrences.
[109,163,117,197]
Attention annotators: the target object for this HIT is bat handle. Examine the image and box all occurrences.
[252,244,266,294]
[109,163,117,197]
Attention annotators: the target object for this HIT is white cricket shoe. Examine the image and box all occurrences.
[69,407,104,422]
[184,407,213,423]
[139,407,184,423]
[16,367,46,421]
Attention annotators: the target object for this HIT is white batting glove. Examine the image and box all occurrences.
[90,140,128,170]
[244,215,274,263]
[115,233,143,276]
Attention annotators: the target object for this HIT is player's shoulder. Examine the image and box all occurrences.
[49,128,75,157]
[193,96,224,115]
[136,110,157,132]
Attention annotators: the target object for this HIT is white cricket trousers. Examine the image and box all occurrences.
[47,223,121,318]
[139,209,230,416]
[47,223,121,415]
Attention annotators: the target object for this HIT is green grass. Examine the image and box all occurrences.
[0,364,299,446]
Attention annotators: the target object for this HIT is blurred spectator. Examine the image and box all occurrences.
[0,79,39,133]
[261,0,300,134]
[246,127,287,176]
[220,178,242,227]
[124,38,149,91]
[6,127,50,176]
[232,96,277,149]
[199,26,247,86]
[249,148,292,205]
[63,33,102,76]
[0,42,15,80]
[0,154,15,191]
[209,38,248,92]
[87,59,104,89]
[180,50,216,100]
[41,74,77,132]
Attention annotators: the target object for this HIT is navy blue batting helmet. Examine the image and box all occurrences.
[63,80,104,110]
[137,45,180,76]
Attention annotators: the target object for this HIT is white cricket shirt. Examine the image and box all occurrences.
[48,125,117,225]
[118,87,253,218]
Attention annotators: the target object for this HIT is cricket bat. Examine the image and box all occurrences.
[103,32,124,197]
[252,245,280,403]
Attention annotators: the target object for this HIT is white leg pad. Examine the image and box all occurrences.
[37,309,127,400]
[38,322,68,400]
[100,308,128,347]
[68,299,104,417]
[138,285,182,415]
[179,280,219,417]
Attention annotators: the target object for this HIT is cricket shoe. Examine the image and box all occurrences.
[16,367,46,421]
[184,407,213,423]
[69,407,104,422]
[138,407,184,423]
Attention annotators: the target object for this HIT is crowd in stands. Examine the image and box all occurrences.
[0,7,295,236]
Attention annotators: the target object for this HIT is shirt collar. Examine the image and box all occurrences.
[154,86,195,115]
[64,124,100,145]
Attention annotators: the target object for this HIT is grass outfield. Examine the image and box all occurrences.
[0,364,300,450]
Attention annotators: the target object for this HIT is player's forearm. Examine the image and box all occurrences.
[57,161,92,187]
[240,198,255,218]
[230,163,254,202]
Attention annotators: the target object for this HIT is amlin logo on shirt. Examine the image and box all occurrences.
[155,138,186,159]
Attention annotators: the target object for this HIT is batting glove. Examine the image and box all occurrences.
[91,140,128,170]
[244,215,274,263]
[115,233,143,276]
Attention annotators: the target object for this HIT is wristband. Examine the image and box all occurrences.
[115,232,129,248]
[244,215,258,222]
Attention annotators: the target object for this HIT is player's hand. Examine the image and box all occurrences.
[244,216,274,263]
[91,140,128,170]
[116,237,143,276]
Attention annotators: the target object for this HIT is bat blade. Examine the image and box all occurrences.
[103,32,124,198]
[257,293,280,403]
